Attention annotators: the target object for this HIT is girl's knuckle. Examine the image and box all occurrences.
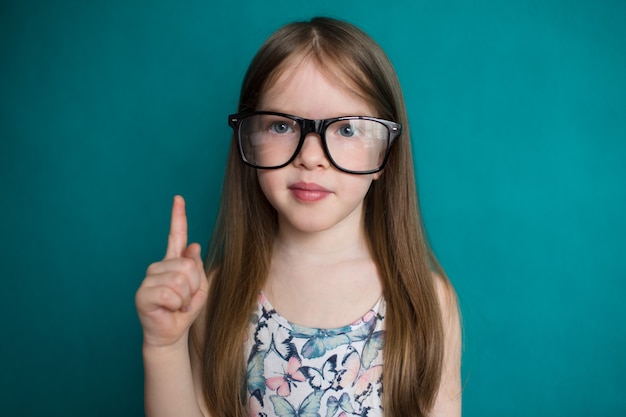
[146,262,161,275]
[159,287,178,304]
[170,274,185,291]
[180,257,196,272]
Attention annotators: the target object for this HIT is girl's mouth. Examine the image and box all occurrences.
[288,182,331,202]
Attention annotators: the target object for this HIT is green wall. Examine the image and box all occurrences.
[1,0,625,415]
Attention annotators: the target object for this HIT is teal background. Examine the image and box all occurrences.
[1,0,625,415]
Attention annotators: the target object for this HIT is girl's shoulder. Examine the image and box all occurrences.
[432,272,460,323]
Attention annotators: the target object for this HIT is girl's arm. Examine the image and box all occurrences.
[142,338,205,417]
[430,275,463,417]
[135,196,210,417]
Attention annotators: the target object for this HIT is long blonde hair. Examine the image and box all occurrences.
[195,17,449,417]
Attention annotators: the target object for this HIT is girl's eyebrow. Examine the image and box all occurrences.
[256,109,379,119]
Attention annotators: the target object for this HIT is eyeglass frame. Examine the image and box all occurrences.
[228,111,402,175]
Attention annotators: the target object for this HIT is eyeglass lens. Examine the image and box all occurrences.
[238,114,390,172]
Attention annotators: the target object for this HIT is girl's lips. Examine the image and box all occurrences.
[288,182,331,202]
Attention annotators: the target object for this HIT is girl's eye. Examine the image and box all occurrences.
[269,122,292,134]
[337,124,357,137]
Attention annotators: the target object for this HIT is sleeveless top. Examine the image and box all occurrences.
[244,293,386,417]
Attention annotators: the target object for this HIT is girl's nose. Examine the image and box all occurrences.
[293,133,330,170]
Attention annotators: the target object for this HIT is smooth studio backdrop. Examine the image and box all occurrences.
[1,0,625,415]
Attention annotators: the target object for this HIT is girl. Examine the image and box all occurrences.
[136,17,461,417]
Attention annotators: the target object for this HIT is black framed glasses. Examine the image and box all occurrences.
[228,111,402,174]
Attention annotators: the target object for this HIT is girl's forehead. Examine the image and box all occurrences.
[259,56,376,117]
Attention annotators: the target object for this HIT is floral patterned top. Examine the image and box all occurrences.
[244,293,386,417]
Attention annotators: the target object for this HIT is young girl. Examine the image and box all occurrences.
[136,17,461,417]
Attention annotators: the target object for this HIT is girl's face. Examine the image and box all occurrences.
[256,58,381,236]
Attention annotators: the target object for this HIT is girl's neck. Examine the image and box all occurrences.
[272,207,372,264]
[273,225,370,265]
[264,215,383,329]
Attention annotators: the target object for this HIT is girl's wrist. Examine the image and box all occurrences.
[142,335,190,358]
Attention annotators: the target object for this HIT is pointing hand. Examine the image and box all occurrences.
[135,196,209,348]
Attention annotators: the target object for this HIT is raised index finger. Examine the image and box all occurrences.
[164,195,188,259]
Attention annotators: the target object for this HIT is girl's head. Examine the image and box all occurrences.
[223,17,417,238]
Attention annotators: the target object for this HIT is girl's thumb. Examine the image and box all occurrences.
[184,243,204,267]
